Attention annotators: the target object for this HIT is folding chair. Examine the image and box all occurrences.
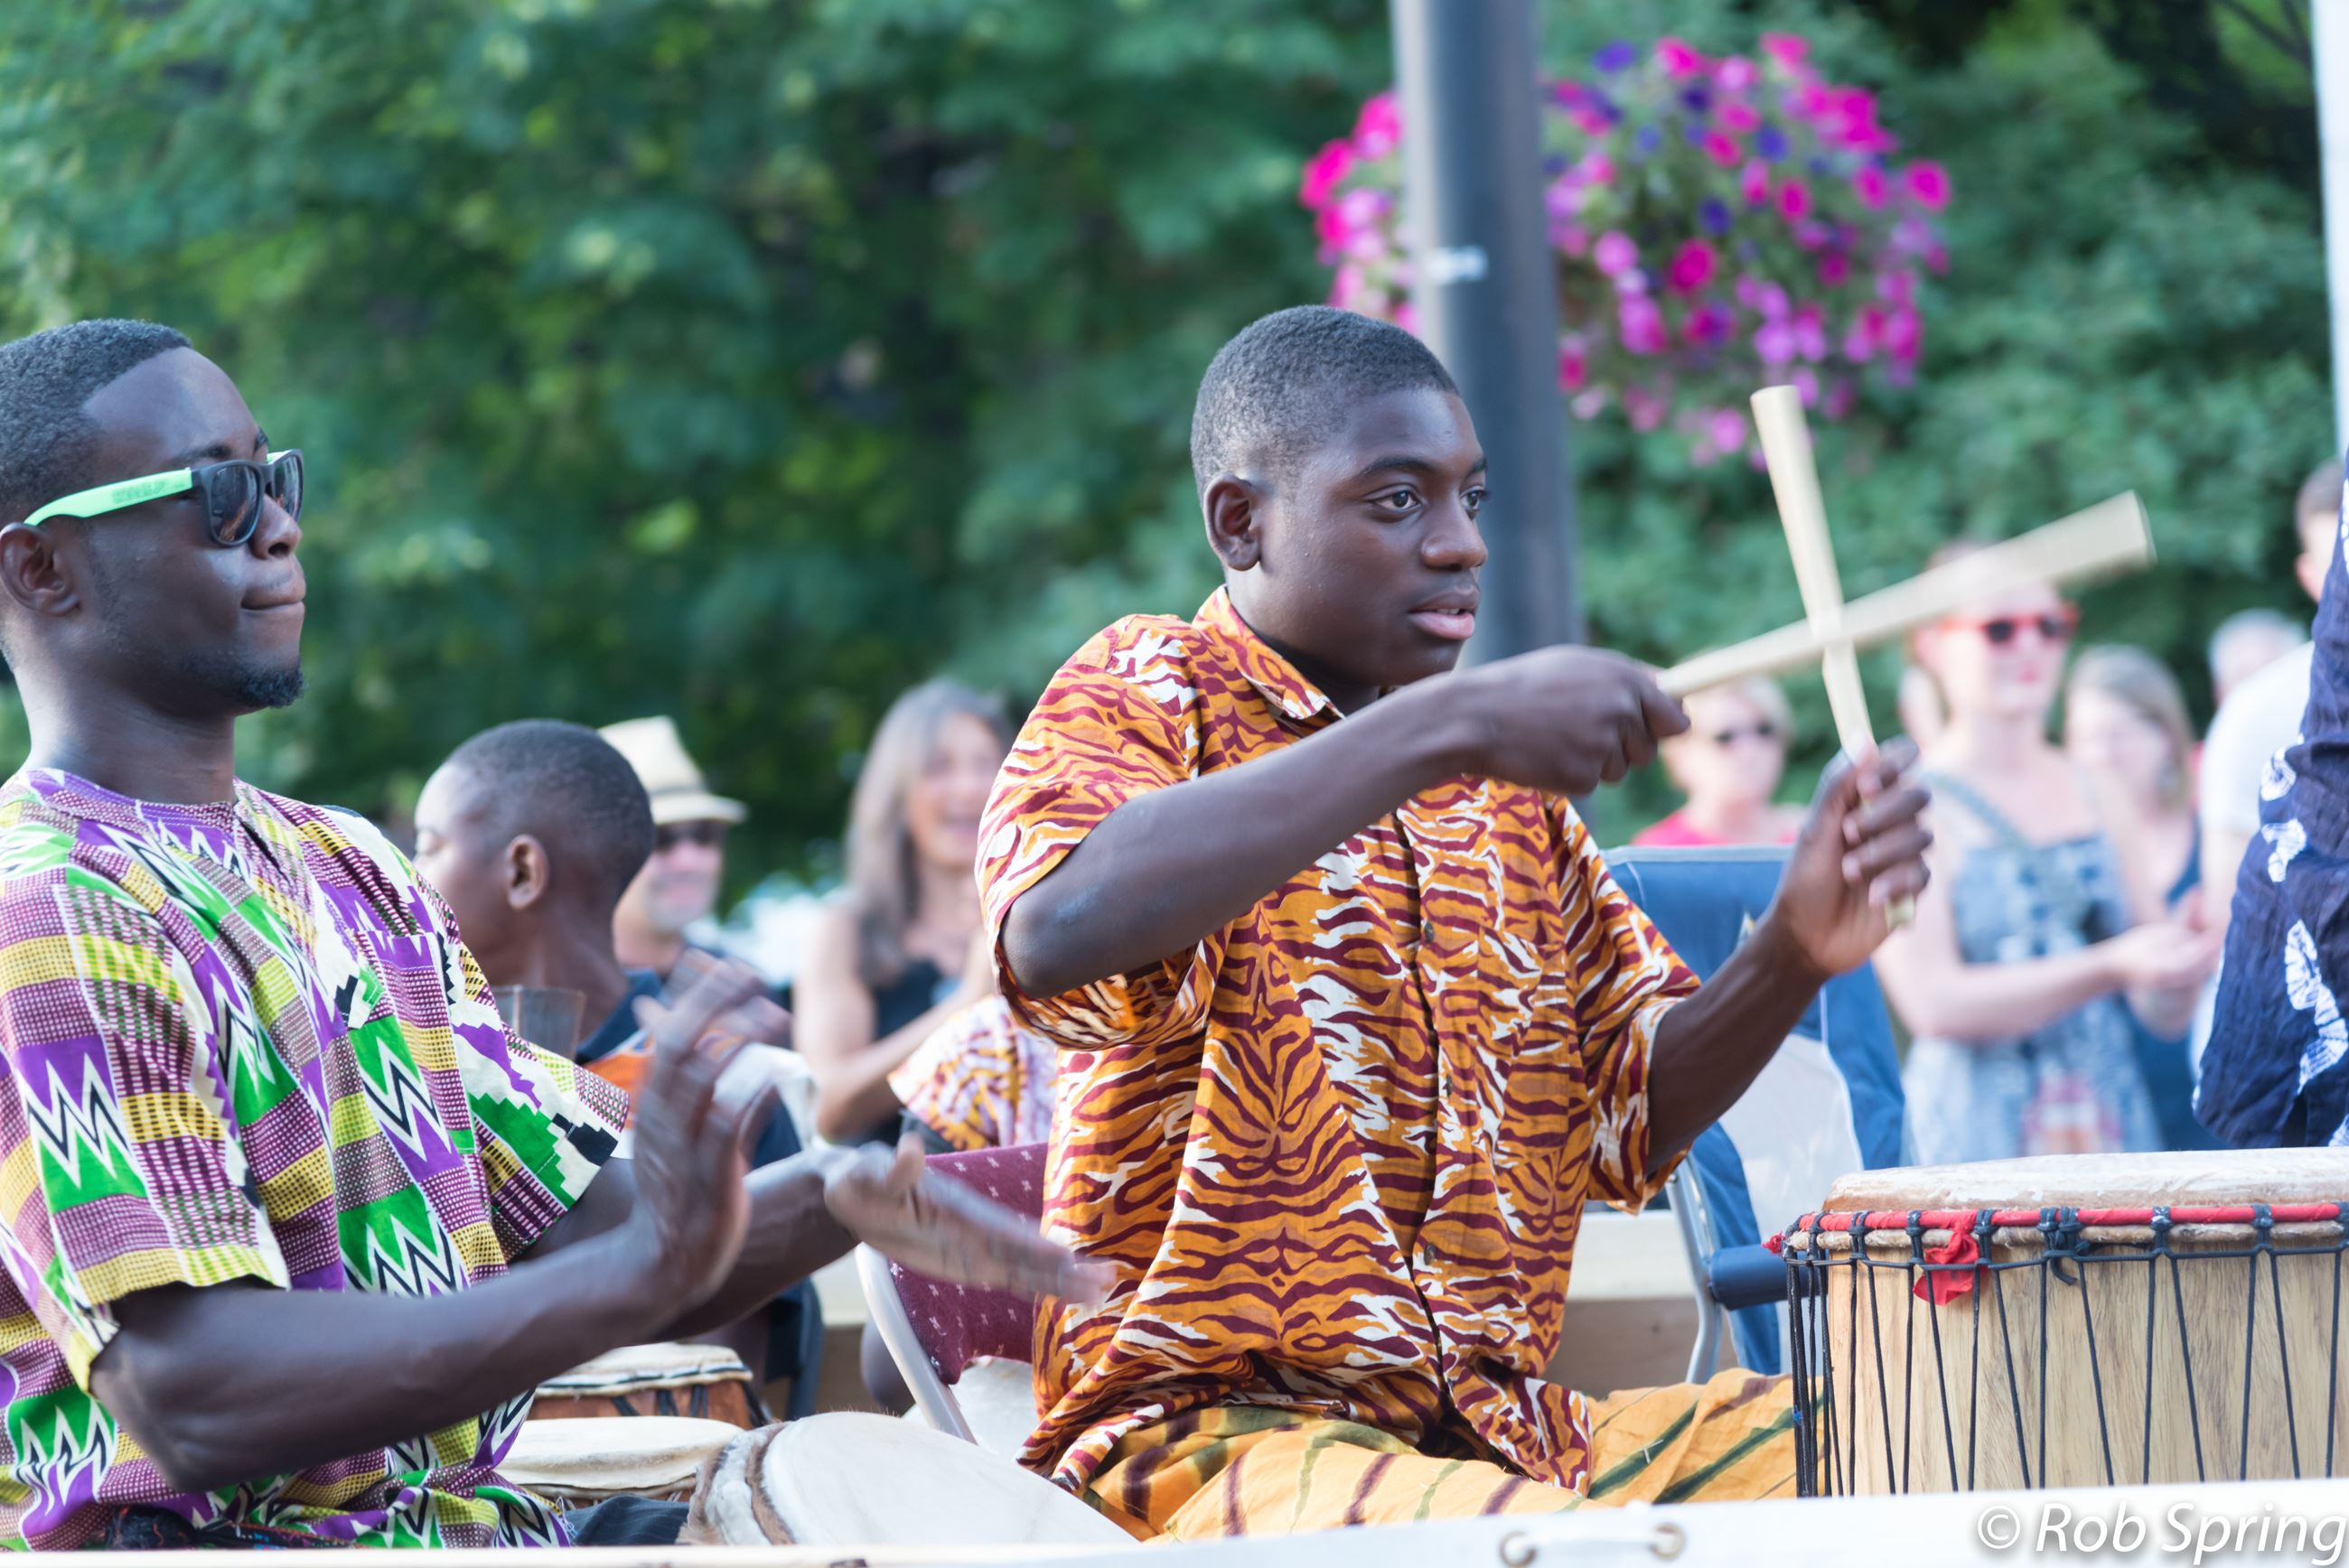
[856,1142,1046,1456]
[1606,845,1907,1378]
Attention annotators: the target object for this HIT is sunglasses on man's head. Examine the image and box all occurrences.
[655,821,727,853]
[22,450,304,547]
[1944,605,2078,648]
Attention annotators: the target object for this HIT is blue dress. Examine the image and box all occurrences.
[1902,772,2162,1164]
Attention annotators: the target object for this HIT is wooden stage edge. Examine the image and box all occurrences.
[77,1477,2349,1565]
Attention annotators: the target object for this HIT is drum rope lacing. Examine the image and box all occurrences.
[1777,1199,2349,1497]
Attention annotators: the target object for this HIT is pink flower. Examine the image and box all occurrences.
[1707,407,1748,454]
[1594,230,1640,276]
[1792,303,1828,360]
[1577,151,1616,187]
[1315,204,1348,252]
[1352,92,1401,161]
[1792,220,1830,252]
[1300,140,1354,209]
[1700,130,1742,168]
[1792,368,1821,406]
[1853,164,1889,209]
[1903,160,1951,210]
[1877,268,1917,304]
[1544,176,1580,219]
[1776,179,1812,220]
[1831,88,1877,131]
[1737,275,1791,319]
[1885,303,1923,363]
[1740,161,1771,206]
[1817,251,1850,287]
[1719,100,1762,134]
[1551,223,1590,257]
[1655,36,1707,79]
[1761,33,1809,70]
[1624,385,1670,432]
[1394,301,1419,334]
[1619,295,1668,355]
[1558,340,1588,392]
[1842,304,1886,363]
[1666,238,1717,294]
[1572,107,1614,136]
[1755,321,1796,366]
[1683,303,1736,346]
[1716,56,1757,92]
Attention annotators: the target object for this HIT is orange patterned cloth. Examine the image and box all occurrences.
[978,589,1700,1500]
[889,995,1057,1151]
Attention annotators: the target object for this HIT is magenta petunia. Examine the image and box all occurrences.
[1666,238,1717,294]
[1740,160,1772,206]
[1624,385,1670,432]
[1719,100,1762,134]
[1816,251,1850,287]
[1853,164,1889,210]
[1558,340,1589,392]
[1755,321,1796,367]
[1572,107,1614,137]
[1619,295,1668,355]
[1716,55,1758,93]
[1353,92,1402,160]
[1776,178,1812,220]
[1578,151,1617,187]
[1655,35,1707,78]
[1299,140,1355,209]
[1683,304,1736,346]
[1700,130,1742,168]
[1903,160,1951,210]
[1594,230,1640,276]
[1761,33,1809,70]
[1707,407,1747,453]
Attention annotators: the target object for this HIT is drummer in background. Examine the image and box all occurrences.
[1632,674,1803,847]
[0,319,1095,1550]
[1873,557,2217,1164]
[411,719,825,1407]
[982,304,1933,1540]
[604,715,749,986]
[2203,454,2349,1147]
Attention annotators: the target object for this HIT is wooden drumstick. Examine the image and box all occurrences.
[1657,491,2151,697]
[1746,386,1914,928]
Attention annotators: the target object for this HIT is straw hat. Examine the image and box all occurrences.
[599,716,748,827]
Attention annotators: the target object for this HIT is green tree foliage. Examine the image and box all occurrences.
[0,0,2329,862]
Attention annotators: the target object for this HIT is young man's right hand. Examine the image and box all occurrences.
[1429,646,1689,795]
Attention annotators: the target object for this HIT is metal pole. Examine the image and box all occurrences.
[2318,0,2349,458]
[1393,0,1578,654]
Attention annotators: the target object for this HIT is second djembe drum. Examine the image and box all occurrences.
[1782,1150,2349,1494]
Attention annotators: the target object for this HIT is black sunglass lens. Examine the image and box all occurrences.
[270,453,304,522]
[203,465,262,545]
[2040,615,2071,640]
[1981,619,2019,646]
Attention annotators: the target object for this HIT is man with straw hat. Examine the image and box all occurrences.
[603,715,749,985]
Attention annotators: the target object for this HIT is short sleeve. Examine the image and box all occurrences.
[415,878,626,1260]
[977,620,1221,1050]
[892,998,1021,1153]
[1556,803,1699,1210]
[0,876,285,1385]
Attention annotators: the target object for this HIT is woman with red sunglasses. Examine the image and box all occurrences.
[1871,557,2220,1163]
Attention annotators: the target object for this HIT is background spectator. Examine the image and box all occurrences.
[1874,564,2217,1163]
[2208,608,2307,708]
[1633,677,1802,848]
[603,716,748,985]
[2063,646,2221,1150]
[798,679,1013,1146]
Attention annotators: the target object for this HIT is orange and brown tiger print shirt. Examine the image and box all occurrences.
[979,589,1699,1498]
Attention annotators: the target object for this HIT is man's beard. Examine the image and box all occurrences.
[159,646,306,713]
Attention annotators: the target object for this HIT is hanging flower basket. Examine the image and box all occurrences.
[1302,33,1948,465]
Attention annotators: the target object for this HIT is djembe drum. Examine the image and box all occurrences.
[501,1415,743,1507]
[529,1342,762,1428]
[1782,1151,2349,1495]
[682,1414,1133,1549]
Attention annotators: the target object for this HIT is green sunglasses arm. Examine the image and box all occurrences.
[21,468,195,528]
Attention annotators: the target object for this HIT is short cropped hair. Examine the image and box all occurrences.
[1189,305,1457,495]
[0,320,192,522]
[442,720,655,912]
[2207,607,2305,678]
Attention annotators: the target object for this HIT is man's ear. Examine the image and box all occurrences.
[0,523,83,622]
[1203,474,1267,573]
[505,835,550,910]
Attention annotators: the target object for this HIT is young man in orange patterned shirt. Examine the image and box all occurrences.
[979,306,1933,1540]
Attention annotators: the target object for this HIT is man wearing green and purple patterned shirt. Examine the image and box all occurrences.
[0,320,1099,1550]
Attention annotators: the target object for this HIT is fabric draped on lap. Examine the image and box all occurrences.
[1081,1372,1801,1542]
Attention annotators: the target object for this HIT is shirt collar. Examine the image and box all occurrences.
[1194,588,1337,723]
[575,970,665,1066]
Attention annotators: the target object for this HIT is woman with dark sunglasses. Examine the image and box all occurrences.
[1872,553,2220,1164]
[1632,676,1804,847]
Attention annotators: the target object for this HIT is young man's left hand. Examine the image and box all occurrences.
[1766,739,1932,981]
